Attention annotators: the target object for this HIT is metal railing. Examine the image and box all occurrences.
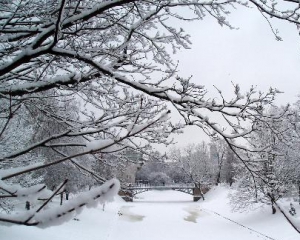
[125,183,196,190]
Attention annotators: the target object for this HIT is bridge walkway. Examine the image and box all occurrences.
[119,183,206,202]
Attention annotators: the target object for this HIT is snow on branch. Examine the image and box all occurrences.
[0,178,120,227]
[0,179,51,201]
[0,0,298,228]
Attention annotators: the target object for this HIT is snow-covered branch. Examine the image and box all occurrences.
[0,179,120,227]
[0,0,298,227]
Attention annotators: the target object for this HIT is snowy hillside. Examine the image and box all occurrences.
[1,186,299,240]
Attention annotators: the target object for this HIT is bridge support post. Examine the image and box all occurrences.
[193,188,201,202]
[118,190,133,202]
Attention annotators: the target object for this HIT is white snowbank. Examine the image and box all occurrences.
[1,186,299,240]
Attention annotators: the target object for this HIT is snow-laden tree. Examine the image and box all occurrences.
[135,152,169,183]
[273,99,300,204]
[230,104,300,219]
[0,100,44,213]
[169,143,213,200]
[165,161,191,184]
[92,149,142,184]
[230,106,285,211]
[210,138,237,186]
[210,138,227,185]
[1,0,300,226]
[148,172,172,185]
[222,145,237,186]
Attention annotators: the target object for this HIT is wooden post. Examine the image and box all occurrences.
[25,201,30,210]
[60,192,63,205]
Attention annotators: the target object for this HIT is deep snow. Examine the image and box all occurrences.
[1,186,299,240]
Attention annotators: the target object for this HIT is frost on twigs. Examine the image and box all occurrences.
[0,0,299,229]
[0,179,120,227]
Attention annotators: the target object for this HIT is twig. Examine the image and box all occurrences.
[24,179,68,225]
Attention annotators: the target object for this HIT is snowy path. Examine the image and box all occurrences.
[0,187,299,240]
[107,190,282,240]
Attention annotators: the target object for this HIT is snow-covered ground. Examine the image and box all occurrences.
[1,186,299,240]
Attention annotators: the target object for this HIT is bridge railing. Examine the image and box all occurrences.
[125,183,196,189]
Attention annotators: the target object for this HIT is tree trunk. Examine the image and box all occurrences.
[60,192,63,205]
[267,193,276,214]
[216,171,221,186]
[272,203,276,214]
[196,182,205,201]
[298,183,300,205]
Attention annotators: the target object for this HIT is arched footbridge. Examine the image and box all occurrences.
[119,183,209,202]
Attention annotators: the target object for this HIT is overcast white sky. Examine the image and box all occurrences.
[156,4,300,153]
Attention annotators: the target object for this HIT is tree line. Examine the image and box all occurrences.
[137,98,300,215]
